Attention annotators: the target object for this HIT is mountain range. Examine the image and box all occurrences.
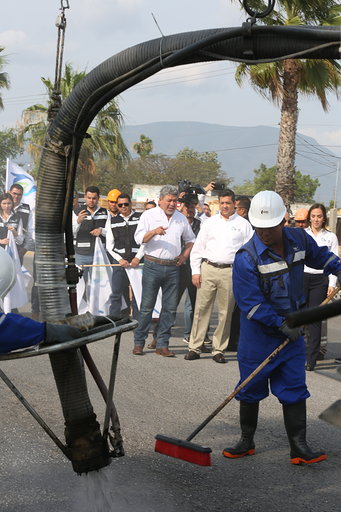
[121,121,338,204]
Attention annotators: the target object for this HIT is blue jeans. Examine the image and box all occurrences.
[134,259,180,348]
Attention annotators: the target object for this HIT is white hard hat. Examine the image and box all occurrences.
[249,191,286,228]
[0,247,16,299]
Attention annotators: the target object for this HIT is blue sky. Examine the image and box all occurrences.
[1,0,340,152]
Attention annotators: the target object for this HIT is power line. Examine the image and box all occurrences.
[297,133,336,159]
[297,149,340,161]
[129,70,237,91]
[296,151,336,171]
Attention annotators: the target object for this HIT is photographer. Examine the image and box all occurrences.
[178,180,223,219]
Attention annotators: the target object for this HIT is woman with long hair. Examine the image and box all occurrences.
[304,203,339,370]
[0,192,23,249]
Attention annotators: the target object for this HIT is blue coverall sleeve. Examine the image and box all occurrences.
[0,313,45,354]
[233,251,284,329]
[304,231,341,275]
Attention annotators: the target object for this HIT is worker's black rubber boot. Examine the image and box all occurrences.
[223,401,259,458]
[282,400,327,465]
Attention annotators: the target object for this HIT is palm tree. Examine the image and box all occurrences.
[0,47,10,110]
[133,134,153,158]
[233,1,341,207]
[18,63,129,187]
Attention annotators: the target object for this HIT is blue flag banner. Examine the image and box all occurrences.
[5,159,36,210]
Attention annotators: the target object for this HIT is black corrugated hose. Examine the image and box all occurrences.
[34,25,340,472]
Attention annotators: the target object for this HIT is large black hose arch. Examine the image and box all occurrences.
[34,24,340,457]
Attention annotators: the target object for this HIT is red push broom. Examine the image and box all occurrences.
[155,338,290,466]
[155,288,341,466]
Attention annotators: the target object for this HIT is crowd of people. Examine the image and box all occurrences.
[1,180,341,465]
[71,184,340,368]
[2,181,340,371]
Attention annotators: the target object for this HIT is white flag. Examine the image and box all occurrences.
[125,266,162,318]
[76,276,88,315]
[6,158,36,210]
[88,238,113,316]
[2,231,30,313]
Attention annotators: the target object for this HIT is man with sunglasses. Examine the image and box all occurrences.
[106,193,143,319]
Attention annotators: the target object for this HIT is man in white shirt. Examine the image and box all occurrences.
[9,183,34,263]
[72,186,108,302]
[133,185,195,357]
[185,189,253,363]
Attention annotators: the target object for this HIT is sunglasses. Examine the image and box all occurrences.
[117,203,130,207]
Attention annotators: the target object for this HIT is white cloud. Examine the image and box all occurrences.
[140,62,231,89]
[0,30,27,48]
[299,127,341,149]
[116,0,143,8]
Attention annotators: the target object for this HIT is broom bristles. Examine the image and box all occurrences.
[155,434,212,466]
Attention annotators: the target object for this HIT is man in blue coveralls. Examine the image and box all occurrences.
[223,191,341,465]
[0,248,82,354]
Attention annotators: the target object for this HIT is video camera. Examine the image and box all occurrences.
[212,182,226,191]
[177,180,206,204]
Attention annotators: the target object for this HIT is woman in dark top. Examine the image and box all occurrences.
[0,193,23,249]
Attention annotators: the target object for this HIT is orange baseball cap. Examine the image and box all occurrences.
[107,189,121,202]
[294,208,309,221]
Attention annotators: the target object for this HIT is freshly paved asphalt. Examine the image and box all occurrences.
[0,257,341,511]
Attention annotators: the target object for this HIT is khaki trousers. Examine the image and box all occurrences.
[189,261,235,356]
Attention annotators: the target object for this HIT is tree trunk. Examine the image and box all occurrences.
[275,59,300,210]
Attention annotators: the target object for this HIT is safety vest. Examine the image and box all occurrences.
[0,212,22,249]
[15,203,30,230]
[109,212,142,262]
[238,228,308,317]
[75,206,107,256]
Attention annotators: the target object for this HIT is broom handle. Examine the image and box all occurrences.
[186,287,339,443]
[186,338,289,442]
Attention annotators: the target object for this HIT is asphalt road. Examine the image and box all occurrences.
[0,253,341,511]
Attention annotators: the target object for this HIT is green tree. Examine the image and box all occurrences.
[233,0,340,207]
[133,134,153,158]
[235,163,319,202]
[0,47,10,110]
[18,63,129,188]
[0,128,23,184]
[123,147,231,189]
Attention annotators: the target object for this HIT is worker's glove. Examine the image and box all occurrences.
[279,320,304,342]
[44,323,82,345]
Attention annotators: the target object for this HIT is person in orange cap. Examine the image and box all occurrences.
[107,189,121,218]
[294,208,309,228]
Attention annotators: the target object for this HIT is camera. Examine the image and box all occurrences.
[178,180,206,203]
[212,182,225,191]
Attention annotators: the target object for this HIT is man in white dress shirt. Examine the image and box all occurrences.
[132,185,195,357]
[185,189,253,363]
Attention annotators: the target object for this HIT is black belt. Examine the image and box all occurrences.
[203,259,233,269]
[144,254,178,266]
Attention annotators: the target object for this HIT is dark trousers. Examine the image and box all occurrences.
[227,304,240,351]
[177,263,197,311]
[109,259,136,319]
[303,273,328,367]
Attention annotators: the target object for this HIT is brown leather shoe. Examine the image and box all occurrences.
[132,345,144,355]
[155,347,175,357]
[213,353,226,364]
